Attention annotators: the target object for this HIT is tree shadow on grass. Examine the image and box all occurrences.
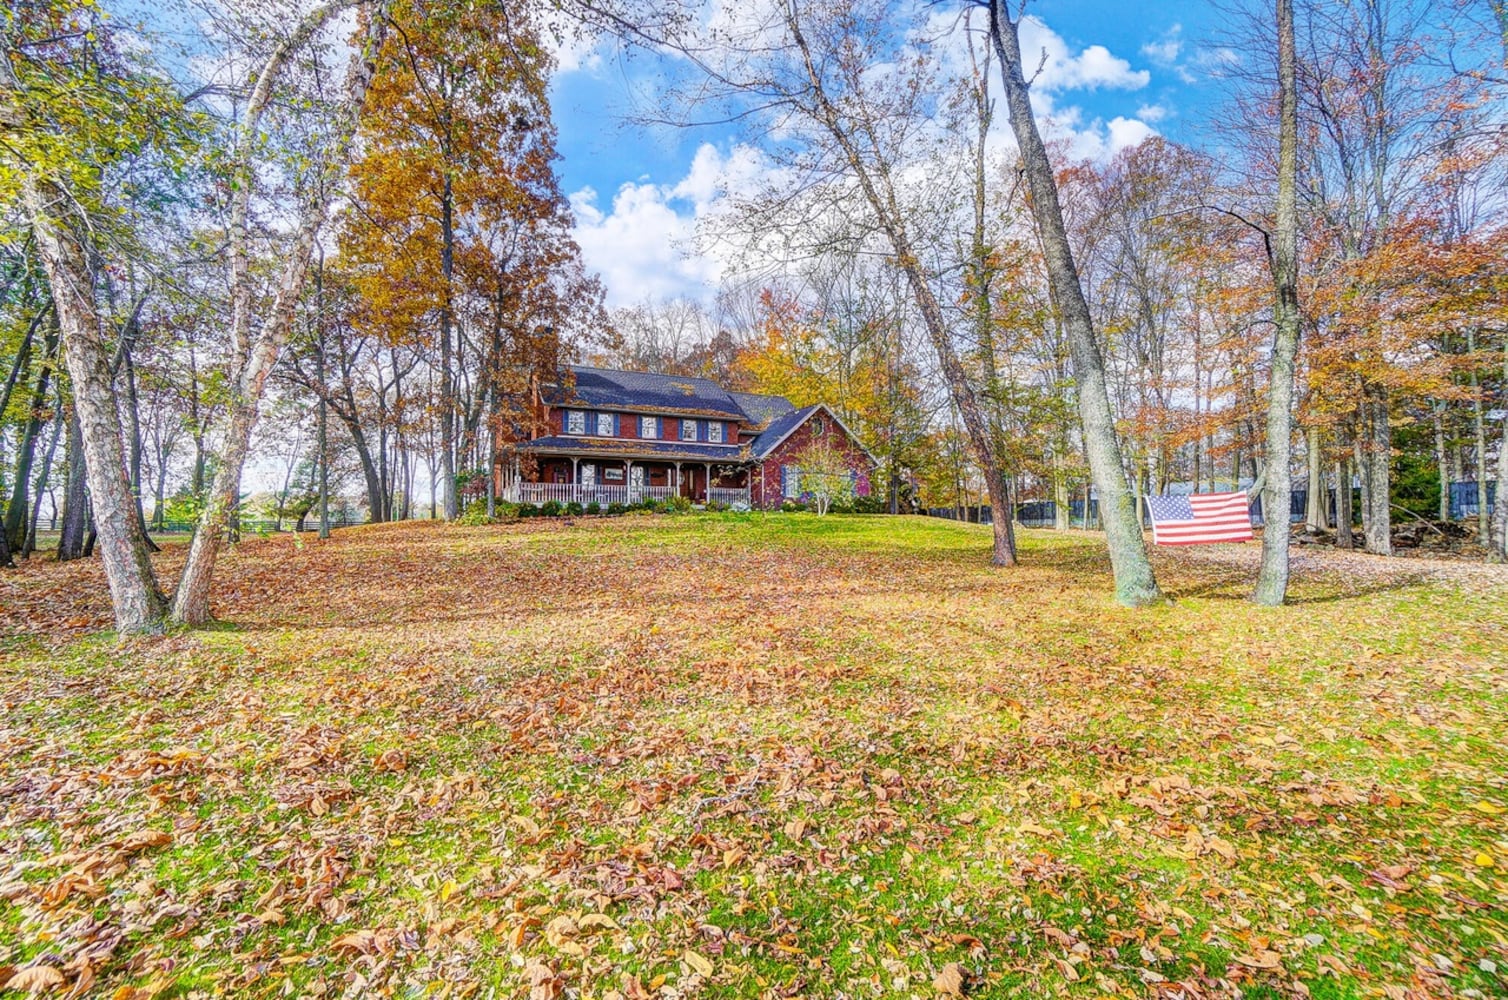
[1169,570,1433,605]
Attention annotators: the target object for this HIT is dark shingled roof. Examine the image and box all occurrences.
[749,404,821,459]
[545,366,749,420]
[728,390,797,430]
[522,436,747,462]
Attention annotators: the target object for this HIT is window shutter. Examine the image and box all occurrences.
[780,465,787,497]
[613,413,620,437]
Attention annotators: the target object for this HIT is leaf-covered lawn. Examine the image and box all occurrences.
[1,515,1505,999]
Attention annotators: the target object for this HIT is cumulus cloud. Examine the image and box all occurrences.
[1141,26,1183,66]
[1136,103,1170,123]
[1016,17,1150,92]
[570,143,770,306]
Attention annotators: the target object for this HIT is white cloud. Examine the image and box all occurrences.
[1016,17,1150,92]
[1141,26,1183,66]
[1136,103,1170,123]
[571,143,771,306]
[1194,47,1241,73]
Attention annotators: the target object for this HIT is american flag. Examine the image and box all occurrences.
[1146,491,1254,545]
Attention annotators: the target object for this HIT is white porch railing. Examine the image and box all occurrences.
[513,483,686,506]
[708,487,751,507]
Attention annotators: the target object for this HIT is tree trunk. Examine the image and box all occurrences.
[988,3,1158,601]
[171,4,388,625]
[786,12,1015,566]
[1491,338,1507,560]
[1433,401,1450,521]
[439,175,458,521]
[21,180,165,627]
[315,260,331,540]
[1253,0,1301,608]
[1360,382,1392,555]
[1053,452,1070,531]
[53,407,84,558]
[1336,455,1354,549]
[1306,427,1328,530]
[1468,328,1490,540]
[24,396,64,558]
[4,323,57,552]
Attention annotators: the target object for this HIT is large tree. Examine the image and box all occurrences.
[1254,0,1303,605]
[171,1,390,624]
[982,0,1162,603]
[2,3,183,629]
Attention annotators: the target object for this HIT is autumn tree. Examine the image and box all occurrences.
[337,0,601,521]
[792,436,857,515]
[981,0,1161,603]
[170,1,389,625]
[650,0,1018,566]
[1,2,195,628]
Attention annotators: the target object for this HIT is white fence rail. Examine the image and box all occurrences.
[707,487,751,507]
[509,483,751,508]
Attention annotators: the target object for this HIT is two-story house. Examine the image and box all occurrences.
[497,365,874,509]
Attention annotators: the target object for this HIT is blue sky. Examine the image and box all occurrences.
[546,1,1241,308]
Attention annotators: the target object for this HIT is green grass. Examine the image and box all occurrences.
[0,514,1505,998]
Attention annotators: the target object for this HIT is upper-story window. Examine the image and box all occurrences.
[681,419,698,441]
[566,410,586,435]
[596,412,614,436]
[708,421,724,443]
[640,415,658,439]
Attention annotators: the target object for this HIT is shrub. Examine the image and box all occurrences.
[585,501,601,516]
[668,495,693,514]
[496,502,521,520]
[606,502,626,516]
[705,500,727,513]
[780,499,808,513]
[457,498,493,525]
[540,500,564,517]
[854,494,886,514]
[565,501,584,517]
[517,503,540,518]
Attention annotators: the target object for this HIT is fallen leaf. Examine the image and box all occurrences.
[119,829,172,853]
[682,950,713,977]
[933,962,965,996]
[1235,950,1283,970]
[4,965,66,992]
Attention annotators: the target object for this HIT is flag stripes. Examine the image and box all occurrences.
[1147,491,1254,545]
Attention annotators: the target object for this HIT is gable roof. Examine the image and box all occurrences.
[728,391,797,430]
[546,366,749,420]
[749,403,878,465]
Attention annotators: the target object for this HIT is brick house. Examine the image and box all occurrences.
[497,365,874,509]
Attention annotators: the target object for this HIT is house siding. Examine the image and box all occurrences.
[751,412,871,509]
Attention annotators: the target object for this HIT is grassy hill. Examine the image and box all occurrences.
[1,514,1504,997]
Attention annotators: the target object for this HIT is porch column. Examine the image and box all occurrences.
[674,462,683,496]
[705,463,713,502]
[571,457,580,504]
[625,459,635,502]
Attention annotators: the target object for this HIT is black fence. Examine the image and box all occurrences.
[928,480,1497,531]
[40,515,367,534]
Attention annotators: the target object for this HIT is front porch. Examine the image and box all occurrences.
[504,456,750,507]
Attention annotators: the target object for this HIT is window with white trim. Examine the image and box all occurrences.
[566,410,586,435]
[783,465,801,499]
[596,412,614,436]
[708,421,724,443]
[640,415,658,438]
[681,419,698,441]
